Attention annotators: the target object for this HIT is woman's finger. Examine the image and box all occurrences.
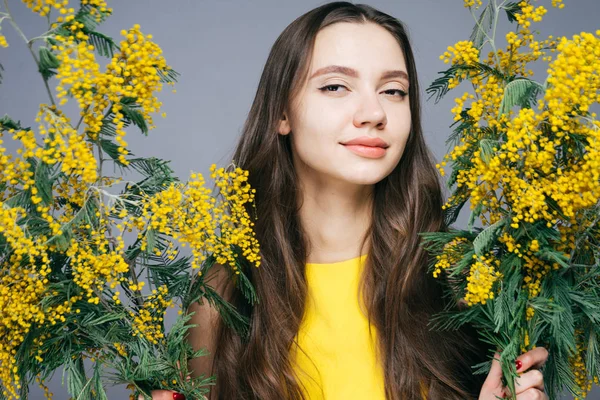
[137,390,185,400]
[480,351,506,398]
[515,347,549,372]
[515,387,548,400]
[506,368,545,395]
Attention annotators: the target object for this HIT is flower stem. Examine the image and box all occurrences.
[126,257,144,309]
[470,0,501,70]
[2,0,57,107]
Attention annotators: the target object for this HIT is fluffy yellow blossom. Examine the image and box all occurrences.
[433,237,468,278]
[0,203,80,399]
[526,306,535,320]
[0,2,255,398]
[451,92,475,122]
[499,232,522,255]
[22,0,110,19]
[521,328,531,354]
[429,1,600,393]
[464,0,483,8]
[440,40,480,66]
[546,32,600,116]
[529,239,540,252]
[515,2,547,28]
[464,254,503,306]
[114,342,128,357]
[130,285,173,345]
[53,23,172,165]
[35,377,53,399]
[522,254,553,298]
[0,34,8,48]
[35,105,98,184]
[478,1,557,76]
[442,28,600,230]
[66,231,129,303]
[570,329,598,400]
[130,165,261,274]
[21,0,70,17]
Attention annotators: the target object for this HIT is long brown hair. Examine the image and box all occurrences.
[212,2,489,399]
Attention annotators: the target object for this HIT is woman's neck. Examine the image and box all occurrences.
[298,176,373,264]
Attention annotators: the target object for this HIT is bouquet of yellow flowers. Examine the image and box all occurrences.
[422,0,600,399]
[0,2,260,399]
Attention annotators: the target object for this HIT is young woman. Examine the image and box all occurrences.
[148,2,549,399]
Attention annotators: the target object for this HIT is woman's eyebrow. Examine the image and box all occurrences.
[309,65,409,82]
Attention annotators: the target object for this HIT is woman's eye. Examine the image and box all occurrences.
[318,84,347,93]
[318,85,407,98]
[384,89,408,98]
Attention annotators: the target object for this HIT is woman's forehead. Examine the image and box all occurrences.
[309,22,408,77]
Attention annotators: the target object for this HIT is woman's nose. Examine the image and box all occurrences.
[352,93,387,129]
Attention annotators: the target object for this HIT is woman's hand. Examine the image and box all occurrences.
[138,390,185,400]
[479,347,549,399]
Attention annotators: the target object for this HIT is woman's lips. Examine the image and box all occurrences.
[342,144,387,159]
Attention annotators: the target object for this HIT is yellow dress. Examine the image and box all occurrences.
[292,254,428,399]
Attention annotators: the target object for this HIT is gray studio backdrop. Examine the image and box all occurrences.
[1,0,599,398]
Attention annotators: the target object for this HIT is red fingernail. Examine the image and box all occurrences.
[515,359,523,371]
[173,393,186,400]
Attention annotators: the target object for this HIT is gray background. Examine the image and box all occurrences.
[1,0,599,398]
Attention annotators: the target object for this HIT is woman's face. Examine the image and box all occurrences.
[279,22,412,187]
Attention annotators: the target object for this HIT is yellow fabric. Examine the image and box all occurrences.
[292,254,428,399]
[293,254,384,399]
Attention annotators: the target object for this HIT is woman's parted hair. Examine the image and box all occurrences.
[212,2,489,399]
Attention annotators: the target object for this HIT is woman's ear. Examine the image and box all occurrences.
[278,113,291,136]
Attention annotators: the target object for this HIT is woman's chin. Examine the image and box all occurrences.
[338,168,392,186]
